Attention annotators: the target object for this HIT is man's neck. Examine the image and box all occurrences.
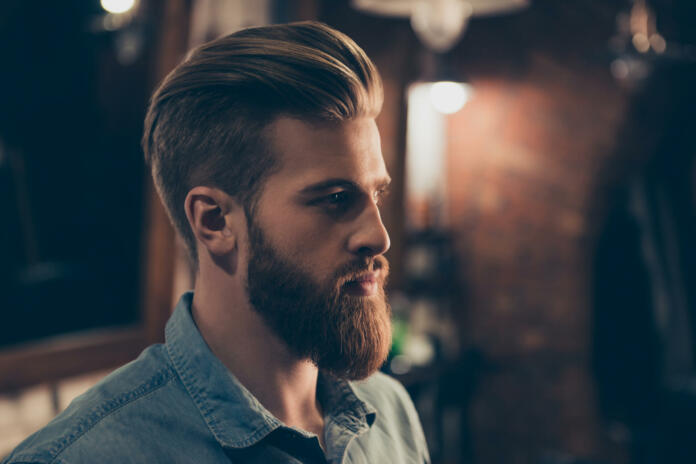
[191,277,325,445]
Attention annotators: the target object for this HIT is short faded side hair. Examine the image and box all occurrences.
[142,21,383,266]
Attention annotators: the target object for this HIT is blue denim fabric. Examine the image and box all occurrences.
[3,293,430,463]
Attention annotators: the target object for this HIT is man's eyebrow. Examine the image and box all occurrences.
[298,177,393,195]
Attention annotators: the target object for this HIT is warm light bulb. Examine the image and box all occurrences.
[429,81,471,114]
[101,0,135,14]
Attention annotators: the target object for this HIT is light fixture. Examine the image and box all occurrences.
[353,0,529,52]
[100,0,136,15]
[410,0,473,52]
[404,80,472,228]
[429,81,472,114]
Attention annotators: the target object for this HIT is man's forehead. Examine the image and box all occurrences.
[265,116,389,190]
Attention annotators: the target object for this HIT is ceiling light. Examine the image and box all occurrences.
[100,0,136,14]
[353,0,529,52]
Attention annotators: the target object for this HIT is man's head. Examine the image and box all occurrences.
[143,21,383,266]
[143,22,392,379]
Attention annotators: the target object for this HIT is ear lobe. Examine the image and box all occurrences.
[184,187,238,256]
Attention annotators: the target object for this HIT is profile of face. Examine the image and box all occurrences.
[244,117,392,380]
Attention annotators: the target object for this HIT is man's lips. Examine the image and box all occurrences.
[343,272,380,296]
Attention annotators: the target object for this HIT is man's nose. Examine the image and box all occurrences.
[346,202,391,257]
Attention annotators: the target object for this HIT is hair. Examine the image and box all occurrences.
[142,21,383,266]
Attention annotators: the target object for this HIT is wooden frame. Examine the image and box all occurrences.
[0,183,177,394]
[0,0,192,394]
[0,328,146,392]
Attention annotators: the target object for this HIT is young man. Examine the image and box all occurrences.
[3,22,429,463]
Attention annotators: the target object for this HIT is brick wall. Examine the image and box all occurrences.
[446,53,627,462]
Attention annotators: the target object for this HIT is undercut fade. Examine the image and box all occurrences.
[142,21,383,266]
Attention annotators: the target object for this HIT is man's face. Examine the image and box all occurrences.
[243,117,392,380]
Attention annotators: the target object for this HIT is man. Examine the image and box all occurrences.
[3,21,429,463]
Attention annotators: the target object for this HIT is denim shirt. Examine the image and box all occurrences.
[3,293,430,463]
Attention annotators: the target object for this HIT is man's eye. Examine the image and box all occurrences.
[313,191,356,214]
[326,191,348,205]
[323,190,351,207]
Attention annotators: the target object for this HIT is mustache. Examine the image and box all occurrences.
[334,255,390,287]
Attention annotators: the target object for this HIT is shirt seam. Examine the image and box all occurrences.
[12,367,176,464]
[51,374,176,462]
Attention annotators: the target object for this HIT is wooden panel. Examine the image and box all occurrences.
[0,328,147,392]
[139,0,193,345]
[141,179,178,344]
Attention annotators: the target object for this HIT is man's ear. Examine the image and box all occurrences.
[184,186,242,256]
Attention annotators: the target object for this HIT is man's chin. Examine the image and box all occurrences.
[316,312,392,380]
[326,343,391,381]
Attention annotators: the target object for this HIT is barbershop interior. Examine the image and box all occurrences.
[1,0,696,463]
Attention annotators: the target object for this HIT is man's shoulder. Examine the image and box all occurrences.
[3,344,187,464]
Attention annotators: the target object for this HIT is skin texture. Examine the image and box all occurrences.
[184,117,392,450]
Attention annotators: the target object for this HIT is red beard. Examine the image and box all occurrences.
[245,219,391,380]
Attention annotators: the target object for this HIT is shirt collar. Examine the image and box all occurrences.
[318,372,376,432]
[164,292,377,449]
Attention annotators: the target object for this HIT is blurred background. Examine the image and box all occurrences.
[1,0,695,463]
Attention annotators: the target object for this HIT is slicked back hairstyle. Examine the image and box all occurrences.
[142,21,383,266]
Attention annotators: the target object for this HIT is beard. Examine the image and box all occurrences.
[245,219,392,380]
